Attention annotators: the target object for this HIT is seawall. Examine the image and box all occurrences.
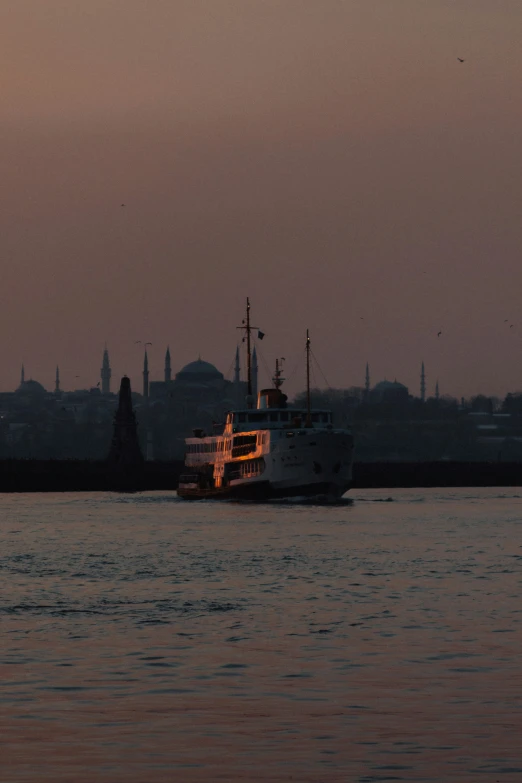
[0,459,519,492]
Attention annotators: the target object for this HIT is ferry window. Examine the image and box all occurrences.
[238,413,246,423]
[311,413,319,422]
[269,413,278,422]
[280,412,289,422]
[321,413,328,423]
[249,412,267,422]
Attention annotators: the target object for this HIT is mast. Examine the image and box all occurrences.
[306,329,312,427]
[272,358,285,390]
[246,297,252,398]
[237,297,258,408]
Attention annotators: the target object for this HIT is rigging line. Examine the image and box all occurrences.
[310,349,330,389]
[310,360,318,390]
[284,347,307,386]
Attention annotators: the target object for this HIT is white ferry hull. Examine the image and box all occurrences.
[178,429,353,502]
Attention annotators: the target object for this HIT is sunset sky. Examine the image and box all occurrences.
[1,0,522,398]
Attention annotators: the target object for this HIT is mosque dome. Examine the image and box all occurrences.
[371,379,409,402]
[175,359,224,384]
[373,380,408,392]
[16,379,47,396]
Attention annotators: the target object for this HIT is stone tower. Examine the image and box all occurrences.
[55,366,60,394]
[435,380,440,400]
[164,346,171,383]
[21,364,25,385]
[107,376,144,468]
[420,361,426,403]
[101,346,111,394]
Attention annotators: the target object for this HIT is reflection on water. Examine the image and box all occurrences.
[1,488,522,781]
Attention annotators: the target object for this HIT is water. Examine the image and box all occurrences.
[2,488,522,782]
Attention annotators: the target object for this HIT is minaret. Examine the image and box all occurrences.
[143,348,149,399]
[234,346,240,386]
[164,346,171,383]
[55,366,60,394]
[365,363,370,397]
[21,364,25,385]
[435,380,440,400]
[251,346,258,400]
[420,361,426,403]
[234,346,241,405]
[101,346,111,395]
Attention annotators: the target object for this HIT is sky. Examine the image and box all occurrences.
[1,0,522,399]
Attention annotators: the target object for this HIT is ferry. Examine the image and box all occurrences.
[177,300,354,501]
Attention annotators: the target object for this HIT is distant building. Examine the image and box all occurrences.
[164,346,172,383]
[147,356,247,458]
[370,380,409,404]
[101,346,111,394]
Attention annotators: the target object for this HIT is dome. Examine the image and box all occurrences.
[175,358,223,384]
[373,380,408,392]
[16,379,47,396]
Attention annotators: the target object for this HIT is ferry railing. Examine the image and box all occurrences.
[231,443,257,459]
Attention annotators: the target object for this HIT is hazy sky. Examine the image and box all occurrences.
[1,0,522,398]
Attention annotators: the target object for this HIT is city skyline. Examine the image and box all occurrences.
[9,343,515,403]
[2,2,522,397]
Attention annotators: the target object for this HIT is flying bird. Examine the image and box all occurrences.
[121,203,126,207]
[457,58,465,63]
[437,331,442,337]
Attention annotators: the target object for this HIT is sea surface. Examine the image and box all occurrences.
[1,488,522,782]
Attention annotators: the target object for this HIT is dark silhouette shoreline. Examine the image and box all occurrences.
[0,459,519,492]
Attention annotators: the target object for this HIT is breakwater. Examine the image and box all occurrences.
[0,460,183,492]
[0,459,519,492]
